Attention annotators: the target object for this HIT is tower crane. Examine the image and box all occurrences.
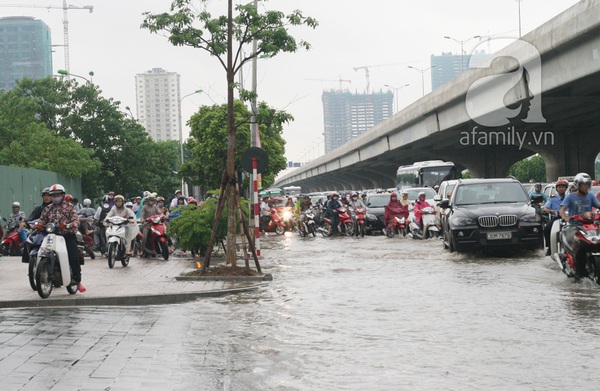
[0,1,94,74]
[353,61,414,93]
[305,76,351,91]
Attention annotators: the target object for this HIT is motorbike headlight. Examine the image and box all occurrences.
[283,211,292,219]
[366,213,377,220]
[520,213,541,223]
[453,217,476,226]
[45,223,56,233]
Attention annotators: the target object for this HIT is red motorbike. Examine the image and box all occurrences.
[320,206,354,236]
[264,207,286,235]
[555,212,600,284]
[386,214,409,238]
[1,227,24,256]
[135,214,169,260]
[352,207,367,237]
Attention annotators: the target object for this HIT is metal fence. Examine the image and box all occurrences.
[0,165,81,223]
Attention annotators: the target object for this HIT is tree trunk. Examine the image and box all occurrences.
[225,0,237,266]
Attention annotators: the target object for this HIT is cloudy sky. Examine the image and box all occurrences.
[0,0,581,163]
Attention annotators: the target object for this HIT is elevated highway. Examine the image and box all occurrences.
[275,0,600,191]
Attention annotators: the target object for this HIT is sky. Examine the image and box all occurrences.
[0,0,582,165]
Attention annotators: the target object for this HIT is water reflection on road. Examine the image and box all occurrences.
[2,234,600,390]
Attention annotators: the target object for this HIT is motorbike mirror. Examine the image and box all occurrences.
[433,195,442,202]
[439,199,450,209]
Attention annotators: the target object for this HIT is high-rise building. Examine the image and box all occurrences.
[135,68,182,141]
[322,91,393,153]
[0,16,53,91]
[431,51,488,89]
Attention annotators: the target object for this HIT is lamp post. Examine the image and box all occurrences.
[179,89,203,197]
[384,83,409,113]
[443,35,481,72]
[57,69,94,84]
[516,0,524,38]
[407,66,436,97]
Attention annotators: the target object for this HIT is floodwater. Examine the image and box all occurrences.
[1,234,600,390]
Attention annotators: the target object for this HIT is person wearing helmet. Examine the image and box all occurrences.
[38,184,85,292]
[326,192,343,236]
[541,179,568,255]
[529,182,548,203]
[413,191,433,228]
[296,194,314,231]
[139,193,160,256]
[7,201,27,244]
[107,191,116,208]
[104,195,138,256]
[26,187,52,222]
[169,190,184,209]
[384,192,409,234]
[92,195,113,252]
[348,191,366,215]
[156,196,170,218]
[560,173,600,247]
[78,198,96,236]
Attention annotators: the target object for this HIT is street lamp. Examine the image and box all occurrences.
[443,35,481,72]
[516,0,524,38]
[407,66,436,97]
[179,89,203,197]
[57,69,94,84]
[384,83,409,113]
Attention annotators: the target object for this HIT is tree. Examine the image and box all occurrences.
[184,100,290,194]
[508,154,546,183]
[142,0,317,269]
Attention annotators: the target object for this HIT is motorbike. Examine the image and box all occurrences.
[319,206,354,237]
[551,212,600,284]
[281,207,296,232]
[105,216,137,268]
[135,214,169,260]
[352,207,367,237]
[298,207,317,237]
[264,207,286,235]
[35,223,83,299]
[409,207,440,239]
[386,214,408,238]
[23,221,47,291]
[1,223,24,256]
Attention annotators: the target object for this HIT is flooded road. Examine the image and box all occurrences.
[2,234,600,390]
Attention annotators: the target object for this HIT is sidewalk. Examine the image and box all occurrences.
[0,253,269,309]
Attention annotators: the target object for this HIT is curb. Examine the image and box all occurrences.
[175,273,273,282]
[0,284,267,309]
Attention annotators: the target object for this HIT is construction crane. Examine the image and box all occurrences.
[0,1,93,74]
[305,76,351,91]
[353,61,414,93]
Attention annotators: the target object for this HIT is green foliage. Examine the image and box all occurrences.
[184,100,289,191]
[168,197,250,254]
[508,154,546,183]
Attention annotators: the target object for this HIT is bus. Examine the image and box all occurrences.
[283,186,302,197]
[395,160,460,190]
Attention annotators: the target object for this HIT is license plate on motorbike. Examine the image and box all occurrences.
[486,232,511,240]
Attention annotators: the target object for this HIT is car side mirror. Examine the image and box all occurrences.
[433,195,442,202]
[439,199,450,209]
[530,194,544,204]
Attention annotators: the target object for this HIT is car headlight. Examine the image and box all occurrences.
[520,213,541,223]
[453,217,476,226]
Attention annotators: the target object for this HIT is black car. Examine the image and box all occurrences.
[440,178,543,253]
[364,193,391,235]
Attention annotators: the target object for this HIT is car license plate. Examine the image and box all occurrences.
[486,232,512,240]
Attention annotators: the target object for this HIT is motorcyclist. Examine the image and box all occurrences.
[297,195,313,231]
[139,194,160,256]
[104,195,138,256]
[27,187,52,222]
[413,191,433,228]
[38,184,85,293]
[169,190,185,209]
[157,196,170,218]
[559,173,600,247]
[259,196,271,233]
[529,183,548,203]
[92,195,112,251]
[326,192,343,236]
[383,192,409,233]
[7,201,27,244]
[131,196,142,214]
[78,198,96,236]
[542,179,568,256]
[348,191,366,222]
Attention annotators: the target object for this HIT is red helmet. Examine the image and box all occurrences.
[555,179,568,187]
[64,194,73,203]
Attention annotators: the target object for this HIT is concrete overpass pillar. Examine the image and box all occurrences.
[537,131,600,180]
[441,146,533,178]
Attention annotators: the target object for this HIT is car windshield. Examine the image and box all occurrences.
[367,195,391,208]
[454,182,528,205]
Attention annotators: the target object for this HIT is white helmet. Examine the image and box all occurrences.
[83,198,92,207]
[12,201,20,207]
[574,172,592,192]
[48,184,66,195]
